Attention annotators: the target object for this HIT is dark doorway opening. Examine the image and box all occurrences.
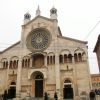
[8,82,16,99]
[63,85,73,99]
[35,74,43,97]
[8,86,16,99]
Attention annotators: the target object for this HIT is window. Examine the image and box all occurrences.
[74,53,78,62]
[78,53,82,62]
[68,54,72,63]
[47,56,49,65]
[64,54,67,63]
[59,55,63,63]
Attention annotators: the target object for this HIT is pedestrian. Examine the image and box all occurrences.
[44,92,48,100]
[3,90,8,100]
[54,92,58,100]
[89,90,96,100]
[0,94,3,100]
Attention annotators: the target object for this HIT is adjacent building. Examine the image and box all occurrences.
[94,35,100,73]
[91,74,100,90]
[0,7,91,99]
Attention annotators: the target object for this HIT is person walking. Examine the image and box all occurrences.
[44,92,48,100]
[54,92,58,100]
[3,90,8,100]
[89,90,96,100]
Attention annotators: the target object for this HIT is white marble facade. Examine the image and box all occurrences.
[0,7,91,99]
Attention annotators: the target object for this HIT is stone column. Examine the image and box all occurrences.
[44,78,47,92]
[30,57,33,68]
[16,58,22,97]
[72,53,78,97]
[6,59,10,90]
[55,53,61,99]
[53,20,61,99]
[44,55,47,67]
[62,55,64,63]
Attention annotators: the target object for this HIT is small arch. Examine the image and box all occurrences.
[10,61,12,69]
[68,54,72,63]
[6,61,8,68]
[10,56,19,69]
[60,49,71,55]
[78,53,82,62]
[11,82,16,85]
[10,56,19,61]
[1,58,8,69]
[30,71,44,79]
[13,60,16,68]
[50,56,52,64]
[64,54,67,63]
[53,55,55,64]
[47,52,55,65]
[64,79,71,83]
[74,53,78,62]
[47,52,55,56]
[74,48,86,62]
[74,48,84,54]
[59,55,63,63]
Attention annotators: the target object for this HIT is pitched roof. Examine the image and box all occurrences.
[58,35,87,44]
[0,41,20,53]
[22,15,58,26]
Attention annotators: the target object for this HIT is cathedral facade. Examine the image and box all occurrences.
[0,7,91,99]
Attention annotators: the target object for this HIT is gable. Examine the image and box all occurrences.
[22,16,55,30]
[57,35,87,51]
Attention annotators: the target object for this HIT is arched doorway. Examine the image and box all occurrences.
[8,82,16,99]
[63,79,73,99]
[35,73,43,97]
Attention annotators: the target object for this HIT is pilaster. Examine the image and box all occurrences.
[55,53,61,99]
[72,53,78,97]
[30,57,33,68]
[44,55,47,67]
[6,59,10,90]
[16,57,22,97]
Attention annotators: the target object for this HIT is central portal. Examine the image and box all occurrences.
[35,74,43,97]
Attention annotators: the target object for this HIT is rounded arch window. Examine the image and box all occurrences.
[68,54,72,63]
[64,54,67,63]
[59,55,63,63]
[78,53,82,61]
[74,53,78,62]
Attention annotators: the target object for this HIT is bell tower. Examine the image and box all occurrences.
[50,7,57,19]
[24,12,31,24]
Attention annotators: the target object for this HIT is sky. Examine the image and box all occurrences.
[0,0,100,74]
